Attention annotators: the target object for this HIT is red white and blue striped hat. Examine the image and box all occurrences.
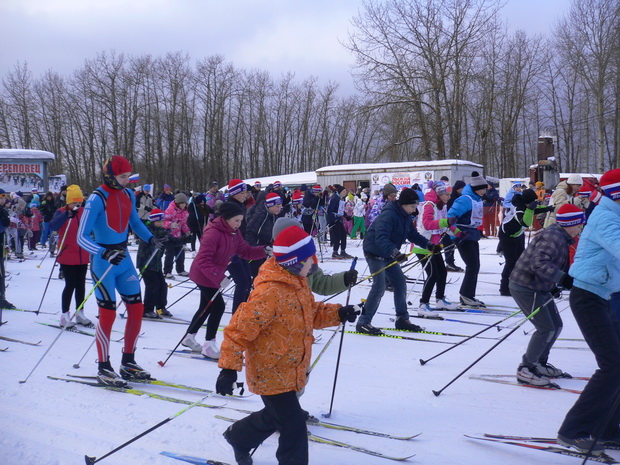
[292,190,303,204]
[254,181,262,189]
[600,169,620,201]
[148,208,165,222]
[273,225,316,268]
[273,180,283,189]
[577,188,591,198]
[228,179,247,197]
[265,192,282,207]
[312,184,322,194]
[556,204,585,227]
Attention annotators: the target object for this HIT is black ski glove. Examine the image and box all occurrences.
[102,249,126,266]
[149,235,168,250]
[338,304,362,323]
[343,269,358,286]
[427,242,442,254]
[558,273,573,290]
[216,368,238,396]
[527,201,538,211]
[390,249,407,263]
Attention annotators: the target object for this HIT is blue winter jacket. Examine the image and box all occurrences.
[447,184,483,241]
[503,188,521,209]
[363,200,429,259]
[569,196,620,299]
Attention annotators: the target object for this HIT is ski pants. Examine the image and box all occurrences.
[187,285,225,341]
[225,390,308,465]
[559,286,620,440]
[164,241,185,274]
[60,264,88,313]
[498,230,525,295]
[455,239,480,299]
[227,257,252,314]
[357,253,409,326]
[509,282,562,366]
[142,269,168,314]
[416,252,447,304]
[329,221,347,254]
[350,216,366,239]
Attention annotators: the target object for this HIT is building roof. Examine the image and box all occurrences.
[316,159,482,174]
[0,149,56,161]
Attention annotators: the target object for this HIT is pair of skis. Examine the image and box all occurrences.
[48,375,418,461]
[466,434,619,464]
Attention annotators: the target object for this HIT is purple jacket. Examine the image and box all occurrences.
[189,216,266,288]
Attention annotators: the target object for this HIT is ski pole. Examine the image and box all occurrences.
[35,248,50,268]
[84,392,216,464]
[322,250,424,303]
[20,262,116,384]
[158,275,232,367]
[36,217,73,315]
[166,285,199,311]
[169,277,192,289]
[323,257,357,418]
[431,304,545,397]
[419,308,523,366]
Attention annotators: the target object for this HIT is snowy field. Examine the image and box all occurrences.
[0,236,606,465]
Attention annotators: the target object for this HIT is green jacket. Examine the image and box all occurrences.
[137,223,168,274]
[307,268,348,295]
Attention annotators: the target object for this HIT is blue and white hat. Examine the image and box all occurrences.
[600,169,620,201]
[148,208,165,222]
[228,179,247,197]
[273,226,316,273]
[265,193,283,208]
[556,204,586,227]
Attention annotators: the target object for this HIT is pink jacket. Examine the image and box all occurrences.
[189,216,266,288]
[164,202,190,238]
[418,188,457,245]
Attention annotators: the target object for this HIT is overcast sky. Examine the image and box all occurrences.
[2,0,571,94]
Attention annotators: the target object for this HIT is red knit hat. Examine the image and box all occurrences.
[273,180,283,189]
[600,169,620,201]
[265,192,282,207]
[148,208,165,222]
[312,184,322,194]
[228,179,247,197]
[292,190,303,204]
[273,225,316,272]
[556,204,586,227]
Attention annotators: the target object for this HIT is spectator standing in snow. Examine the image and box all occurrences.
[558,169,620,455]
[414,181,459,318]
[49,185,92,328]
[137,208,170,318]
[447,174,488,308]
[0,189,15,312]
[183,201,267,358]
[509,203,584,387]
[163,193,191,279]
[357,188,435,335]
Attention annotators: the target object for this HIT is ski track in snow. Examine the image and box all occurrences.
[0,237,613,465]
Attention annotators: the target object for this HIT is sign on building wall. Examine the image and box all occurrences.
[0,161,46,193]
[370,171,434,193]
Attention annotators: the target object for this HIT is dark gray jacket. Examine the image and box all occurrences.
[509,223,573,292]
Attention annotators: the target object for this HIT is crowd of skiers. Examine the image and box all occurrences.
[2,155,620,463]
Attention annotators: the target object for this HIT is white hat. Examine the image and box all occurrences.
[566,174,583,185]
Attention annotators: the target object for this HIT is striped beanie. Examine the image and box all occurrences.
[292,190,303,204]
[228,179,247,197]
[273,180,283,189]
[254,181,262,189]
[149,208,165,222]
[577,188,591,198]
[600,169,620,201]
[265,192,282,207]
[273,225,316,274]
[312,184,322,194]
[556,204,585,227]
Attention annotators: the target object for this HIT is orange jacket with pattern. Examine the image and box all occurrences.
[218,257,342,395]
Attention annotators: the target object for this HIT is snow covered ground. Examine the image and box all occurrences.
[0,237,607,465]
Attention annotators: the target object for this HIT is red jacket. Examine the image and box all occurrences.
[189,216,265,288]
[50,207,90,266]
